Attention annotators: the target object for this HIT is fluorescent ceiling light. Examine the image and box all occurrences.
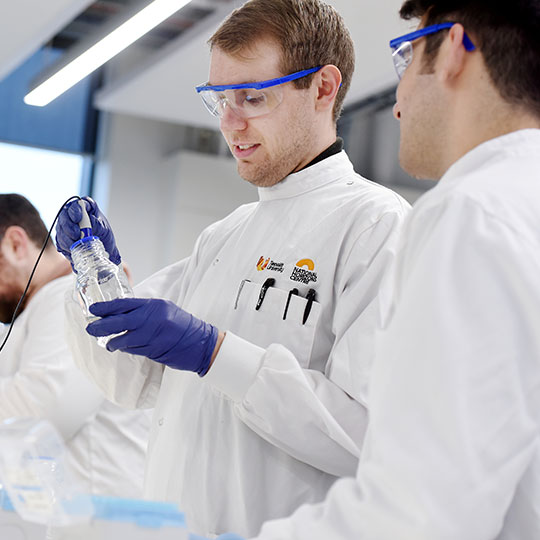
[25,0,191,107]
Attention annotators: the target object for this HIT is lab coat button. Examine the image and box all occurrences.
[158,418,164,426]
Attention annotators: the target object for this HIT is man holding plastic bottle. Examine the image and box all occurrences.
[56,0,410,537]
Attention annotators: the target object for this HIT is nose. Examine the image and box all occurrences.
[220,104,248,131]
[393,102,401,120]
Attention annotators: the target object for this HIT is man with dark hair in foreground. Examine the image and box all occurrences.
[220,1,540,538]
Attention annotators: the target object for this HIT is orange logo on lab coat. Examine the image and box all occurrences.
[295,259,315,271]
[257,256,270,271]
[290,259,317,284]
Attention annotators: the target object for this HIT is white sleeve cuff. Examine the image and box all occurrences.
[203,331,265,402]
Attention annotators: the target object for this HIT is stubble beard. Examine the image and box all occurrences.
[0,287,26,323]
[237,102,315,187]
[400,122,446,181]
[237,139,310,187]
[399,87,445,181]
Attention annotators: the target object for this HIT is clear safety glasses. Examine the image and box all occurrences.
[195,66,322,119]
[389,23,476,79]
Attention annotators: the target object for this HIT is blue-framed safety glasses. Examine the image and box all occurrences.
[195,66,322,119]
[389,23,476,79]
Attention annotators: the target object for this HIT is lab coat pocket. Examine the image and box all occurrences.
[229,280,321,368]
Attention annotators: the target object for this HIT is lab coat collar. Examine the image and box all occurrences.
[441,129,540,186]
[257,150,354,201]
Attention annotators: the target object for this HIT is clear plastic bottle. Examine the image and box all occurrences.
[71,236,132,348]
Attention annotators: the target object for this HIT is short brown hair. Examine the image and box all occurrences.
[209,0,355,122]
[399,0,540,118]
[0,194,52,251]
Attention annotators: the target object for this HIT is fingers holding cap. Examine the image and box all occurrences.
[66,199,84,223]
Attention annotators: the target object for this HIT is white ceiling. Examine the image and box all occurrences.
[0,0,94,82]
[0,0,412,130]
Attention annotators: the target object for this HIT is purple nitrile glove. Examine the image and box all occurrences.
[87,298,219,375]
[55,196,121,267]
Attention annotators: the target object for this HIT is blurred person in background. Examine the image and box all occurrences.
[0,193,150,496]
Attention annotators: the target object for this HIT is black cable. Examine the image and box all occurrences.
[0,195,82,354]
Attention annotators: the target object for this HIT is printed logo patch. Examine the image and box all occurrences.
[257,256,270,271]
[290,259,318,284]
[256,256,285,273]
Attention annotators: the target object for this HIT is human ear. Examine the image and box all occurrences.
[438,23,468,83]
[1,226,30,265]
[314,64,342,112]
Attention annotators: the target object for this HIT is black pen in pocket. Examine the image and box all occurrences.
[302,288,317,325]
[282,288,299,320]
[255,278,275,310]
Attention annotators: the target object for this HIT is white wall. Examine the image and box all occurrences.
[92,112,257,284]
[161,150,257,264]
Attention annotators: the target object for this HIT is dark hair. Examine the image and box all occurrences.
[399,1,540,117]
[209,0,355,122]
[0,194,52,250]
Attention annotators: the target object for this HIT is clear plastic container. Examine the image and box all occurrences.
[0,418,189,538]
[71,236,132,348]
[0,418,93,527]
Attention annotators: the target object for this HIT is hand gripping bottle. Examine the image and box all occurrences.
[70,200,132,347]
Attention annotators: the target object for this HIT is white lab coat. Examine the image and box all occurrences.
[252,129,540,540]
[0,275,150,496]
[66,151,410,537]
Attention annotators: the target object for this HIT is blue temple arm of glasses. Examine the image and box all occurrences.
[389,22,475,51]
[389,23,453,48]
[461,33,476,52]
[195,66,322,93]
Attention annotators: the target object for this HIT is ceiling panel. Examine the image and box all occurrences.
[94,0,412,128]
[0,0,95,82]
[0,1,413,129]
